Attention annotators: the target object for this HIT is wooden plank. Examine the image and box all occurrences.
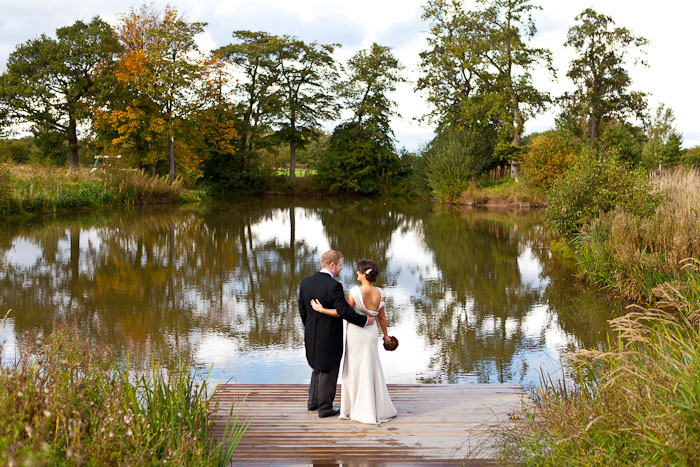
[211,384,529,465]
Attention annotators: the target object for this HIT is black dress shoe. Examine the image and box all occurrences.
[307,406,318,411]
[318,408,340,418]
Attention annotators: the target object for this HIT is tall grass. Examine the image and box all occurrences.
[499,264,700,465]
[576,167,700,301]
[0,164,184,216]
[0,320,249,466]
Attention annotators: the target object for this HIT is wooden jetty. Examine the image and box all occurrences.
[211,384,530,465]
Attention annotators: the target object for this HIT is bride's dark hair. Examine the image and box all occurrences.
[357,259,379,282]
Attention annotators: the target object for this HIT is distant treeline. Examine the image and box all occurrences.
[0,1,697,198]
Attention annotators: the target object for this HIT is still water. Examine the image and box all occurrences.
[0,198,618,388]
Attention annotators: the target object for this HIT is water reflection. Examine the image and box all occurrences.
[0,200,617,387]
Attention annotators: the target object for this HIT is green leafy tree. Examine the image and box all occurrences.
[274,37,339,181]
[417,0,491,130]
[474,0,553,142]
[317,122,399,194]
[641,104,676,169]
[338,43,404,134]
[599,120,644,165]
[0,17,120,168]
[563,8,649,144]
[217,31,283,157]
[317,43,404,194]
[418,0,552,178]
[658,130,684,167]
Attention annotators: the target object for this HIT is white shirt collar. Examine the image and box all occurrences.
[320,268,333,277]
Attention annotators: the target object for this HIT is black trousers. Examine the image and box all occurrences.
[308,365,340,416]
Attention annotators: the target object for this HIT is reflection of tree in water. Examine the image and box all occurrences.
[413,208,539,382]
[317,199,408,287]
[0,202,320,369]
[414,207,612,383]
[0,199,617,382]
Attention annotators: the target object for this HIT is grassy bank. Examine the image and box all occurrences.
[576,168,700,302]
[0,319,249,465]
[499,168,700,464]
[457,176,546,207]
[0,164,185,217]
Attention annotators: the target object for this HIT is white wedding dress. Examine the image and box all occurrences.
[340,285,397,424]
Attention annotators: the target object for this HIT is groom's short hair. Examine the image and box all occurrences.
[321,250,343,268]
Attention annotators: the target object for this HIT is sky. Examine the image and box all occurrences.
[1,0,698,151]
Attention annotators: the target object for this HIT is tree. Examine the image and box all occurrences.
[418,0,553,178]
[338,43,404,135]
[316,44,404,194]
[417,0,485,130]
[0,17,120,168]
[641,104,676,169]
[317,122,399,194]
[472,0,553,148]
[96,4,207,182]
[563,8,648,144]
[217,31,282,157]
[658,130,684,167]
[274,37,340,182]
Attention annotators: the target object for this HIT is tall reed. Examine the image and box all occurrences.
[577,167,700,301]
[0,321,249,465]
[498,263,700,465]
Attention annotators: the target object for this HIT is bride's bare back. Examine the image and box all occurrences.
[360,285,381,311]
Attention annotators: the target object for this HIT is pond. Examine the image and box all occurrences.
[0,198,618,388]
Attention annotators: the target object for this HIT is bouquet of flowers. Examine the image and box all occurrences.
[383,335,399,351]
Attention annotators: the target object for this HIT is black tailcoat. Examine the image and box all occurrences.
[298,272,368,371]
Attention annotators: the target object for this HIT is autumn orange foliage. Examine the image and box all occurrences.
[521,132,577,189]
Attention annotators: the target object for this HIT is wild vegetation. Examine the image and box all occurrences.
[2,0,700,463]
[0,165,184,216]
[0,318,249,465]
[499,260,700,466]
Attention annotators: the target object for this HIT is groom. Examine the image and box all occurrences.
[299,249,374,418]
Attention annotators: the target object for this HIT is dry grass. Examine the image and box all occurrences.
[577,167,700,300]
[498,266,700,465]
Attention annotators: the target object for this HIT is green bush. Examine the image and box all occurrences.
[544,154,659,239]
[521,132,575,189]
[682,145,700,168]
[317,123,400,194]
[422,127,497,202]
[598,121,644,166]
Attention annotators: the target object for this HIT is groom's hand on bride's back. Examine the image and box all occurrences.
[365,316,375,327]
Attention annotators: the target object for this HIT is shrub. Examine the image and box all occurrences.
[682,145,700,168]
[317,123,400,194]
[0,164,19,215]
[598,121,644,165]
[521,132,576,189]
[423,127,497,202]
[544,155,659,239]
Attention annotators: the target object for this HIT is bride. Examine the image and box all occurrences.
[310,259,397,425]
